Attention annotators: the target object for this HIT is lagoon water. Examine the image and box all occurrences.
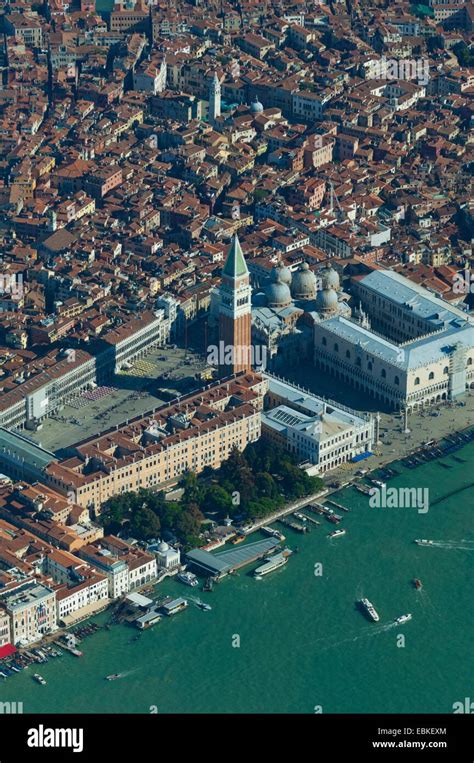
[3,444,473,714]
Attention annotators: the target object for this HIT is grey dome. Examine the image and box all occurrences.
[158,541,169,552]
[270,262,291,285]
[250,97,264,114]
[291,262,316,300]
[316,286,338,314]
[321,264,340,291]
[265,275,292,307]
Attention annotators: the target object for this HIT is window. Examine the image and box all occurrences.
[394,376,399,386]
[368,361,372,371]
[346,350,350,359]
[381,369,386,379]
[428,371,434,380]
[414,377,420,386]
[468,358,472,366]
[443,366,449,374]
[356,357,361,367]
[334,343,339,352]
[322,337,327,346]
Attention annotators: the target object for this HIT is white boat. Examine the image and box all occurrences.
[177,571,199,587]
[261,526,285,541]
[33,674,46,685]
[254,550,292,578]
[328,529,346,538]
[394,614,412,625]
[414,539,434,546]
[358,598,380,622]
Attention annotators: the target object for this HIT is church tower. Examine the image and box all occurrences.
[208,72,221,123]
[218,234,252,377]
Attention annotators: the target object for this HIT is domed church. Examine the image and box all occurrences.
[252,258,349,371]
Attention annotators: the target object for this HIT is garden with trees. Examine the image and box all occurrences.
[98,441,323,549]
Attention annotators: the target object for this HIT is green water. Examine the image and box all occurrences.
[3,445,473,714]
[96,0,114,12]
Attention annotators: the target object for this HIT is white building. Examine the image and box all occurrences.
[262,376,374,473]
[154,541,180,570]
[1,581,57,646]
[56,576,109,623]
[314,270,474,411]
[133,59,167,95]
[0,609,11,648]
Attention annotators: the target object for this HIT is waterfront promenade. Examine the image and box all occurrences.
[327,392,474,486]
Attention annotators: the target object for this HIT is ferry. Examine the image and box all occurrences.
[33,674,46,685]
[328,529,346,538]
[254,550,292,578]
[176,571,199,587]
[105,674,123,681]
[394,614,412,625]
[357,598,380,622]
[414,539,434,546]
[413,578,423,590]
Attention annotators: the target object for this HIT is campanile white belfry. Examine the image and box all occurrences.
[209,72,221,123]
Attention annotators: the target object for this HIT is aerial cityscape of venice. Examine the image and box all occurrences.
[0,0,472,752]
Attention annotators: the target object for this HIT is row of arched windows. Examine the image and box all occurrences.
[321,337,474,386]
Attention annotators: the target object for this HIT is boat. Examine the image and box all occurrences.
[254,550,292,578]
[176,571,199,587]
[33,674,47,685]
[105,673,123,681]
[394,614,412,625]
[231,534,246,544]
[328,529,346,538]
[370,479,386,488]
[197,600,212,611]
[414,539,434,546]
[261,526,285,541]
[203,577,214,592]
[413,578,423,590]
[357,598,380,622]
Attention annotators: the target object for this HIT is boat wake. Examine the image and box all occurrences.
[317,622,399,653]
[421,540,474,551]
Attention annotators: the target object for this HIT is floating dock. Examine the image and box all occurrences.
[278,517,309,534]
[326,500,350,512]
[298,512,320,526]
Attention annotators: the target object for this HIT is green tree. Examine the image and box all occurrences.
[202,485,233,518]
[129,504,161,541]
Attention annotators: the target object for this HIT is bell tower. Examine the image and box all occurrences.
[218,234,252,376]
